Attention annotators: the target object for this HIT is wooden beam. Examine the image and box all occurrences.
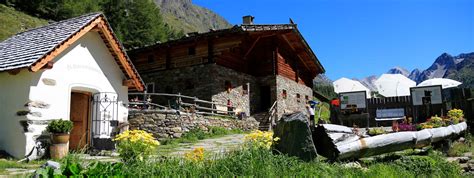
[281,34,311,73]
[243,36,261,59]
[41,61,54,70]
[30,17,102,72]
[95,17,144,91]
[7,69,21,75]
[123,79,134,87]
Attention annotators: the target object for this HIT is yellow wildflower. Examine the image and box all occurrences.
[184,147,205,162]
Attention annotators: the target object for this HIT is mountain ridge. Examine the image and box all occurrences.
[355,52,474,89]
[154,0,232,34]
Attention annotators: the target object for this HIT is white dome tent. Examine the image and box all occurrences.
[333,78,371,98]
[418,78,462,89]
[375,74,416,97]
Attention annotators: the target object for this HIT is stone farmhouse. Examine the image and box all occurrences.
[0,13,144,159]
[128,16,325,122]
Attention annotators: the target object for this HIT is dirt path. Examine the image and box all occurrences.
[165,134,245,156]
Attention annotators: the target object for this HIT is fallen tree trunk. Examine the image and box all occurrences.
[313,122,467,160]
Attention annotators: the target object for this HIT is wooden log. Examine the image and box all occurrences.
[314,122,468,160]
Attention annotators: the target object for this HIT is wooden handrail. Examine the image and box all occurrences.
[263,101,278,131]
[128,92,237,118]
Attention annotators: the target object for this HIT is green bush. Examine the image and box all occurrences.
[46,119,73,133]
[394,155,462,177]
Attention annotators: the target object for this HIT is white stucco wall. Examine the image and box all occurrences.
[0,31,130,158]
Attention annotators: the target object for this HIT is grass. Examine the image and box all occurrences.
[161,126,244,145]
[0,159,44,175]
[0,4,48,41]
[37,147,464,177]
[448,134,474,157]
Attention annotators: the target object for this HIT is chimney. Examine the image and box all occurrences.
[242,15,254,25]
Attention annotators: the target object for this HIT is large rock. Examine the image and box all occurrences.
[274,112,317,161]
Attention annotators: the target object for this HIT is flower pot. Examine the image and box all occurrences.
[51,133,70,144]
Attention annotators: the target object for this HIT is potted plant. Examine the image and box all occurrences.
[47,119,73,144]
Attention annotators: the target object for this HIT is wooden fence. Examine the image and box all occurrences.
[128,92,237,118]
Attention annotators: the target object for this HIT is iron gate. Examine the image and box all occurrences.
[92,92,119,150]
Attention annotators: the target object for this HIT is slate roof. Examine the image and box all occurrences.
[0,13,101,71]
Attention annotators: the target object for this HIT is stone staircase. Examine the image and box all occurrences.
[252,112,271,131]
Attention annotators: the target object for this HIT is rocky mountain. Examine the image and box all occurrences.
[408,68,421,81]
[387,66,410,77]
[314,74,333,86]
[415,53,462,83]
[154,0,232,34]
[357,75,378,91]
[354,52,474,90]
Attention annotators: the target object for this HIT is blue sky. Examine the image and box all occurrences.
[193,0,474,80]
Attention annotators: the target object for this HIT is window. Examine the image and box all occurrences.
[242,83,249,95]
[188,46,196,55]
[185,80,194,90]
[225,81,232,93]
[282,90,287,99]
[146,83,155,93]
[147,55,154,63]
[296,93,301,102]
[305,95,309,101]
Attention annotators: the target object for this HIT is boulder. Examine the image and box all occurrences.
[274,112,317,161]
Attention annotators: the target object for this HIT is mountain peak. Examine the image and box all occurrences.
[387,66,410,77]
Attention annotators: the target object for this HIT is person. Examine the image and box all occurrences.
[330,98,341,125]
[227,99,233,116]
[306,101,317,126]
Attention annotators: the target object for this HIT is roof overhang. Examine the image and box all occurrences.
[27,15,145,91]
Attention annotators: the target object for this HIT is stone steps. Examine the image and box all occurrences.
[252,112,271,131]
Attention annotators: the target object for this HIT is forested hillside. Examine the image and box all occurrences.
[1,0,182,48]
[0,4,47,41]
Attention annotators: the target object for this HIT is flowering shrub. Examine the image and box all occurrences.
[244,130,280,150]
[399,123,416,131]
[448,109,464,124]
[184,147,205,162]
[113,130,160,162]
[368,127,386,136]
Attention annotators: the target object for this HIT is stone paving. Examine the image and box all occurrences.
[169,134,245,156]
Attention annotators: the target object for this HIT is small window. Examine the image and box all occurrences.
[242,83,249,95]
[185,80,194,90]
[147,55,154,63]
[305,95,309,101]
[188,47,196,55]
[282,90,287,99]
[296,93,301,103]
[146,83,155,93]
[225,81,232,93]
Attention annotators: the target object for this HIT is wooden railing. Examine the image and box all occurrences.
[264,101,278,131]
[128,92,237,118]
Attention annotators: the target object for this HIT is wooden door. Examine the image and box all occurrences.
[260,86,271,112]
[69,92,91,150]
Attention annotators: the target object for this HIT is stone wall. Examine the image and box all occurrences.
[140,64,215,101]
[275,75,313,119]
[140,64,257,116]
[139,63,313,118]
[128,110,259,140]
